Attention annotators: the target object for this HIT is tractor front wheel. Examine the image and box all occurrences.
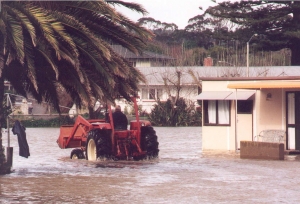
[70,149,85,159]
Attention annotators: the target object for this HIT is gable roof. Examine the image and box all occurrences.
[138,66,300,86]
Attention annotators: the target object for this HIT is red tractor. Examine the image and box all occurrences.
[57,98,159,161]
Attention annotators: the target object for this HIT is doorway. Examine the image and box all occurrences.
[286,92,300,150]
[237,100,253,149]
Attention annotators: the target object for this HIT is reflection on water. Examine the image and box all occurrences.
[200,150,240,159]
[2,127,300,203]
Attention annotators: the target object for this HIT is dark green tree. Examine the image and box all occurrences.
[202,1,300,65]
[186,7,236,50]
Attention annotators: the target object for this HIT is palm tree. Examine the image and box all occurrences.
[34,1,153,116]
[0,2,79,165]
[0,1,152,171]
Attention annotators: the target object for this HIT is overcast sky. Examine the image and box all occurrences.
[118,0,220,29]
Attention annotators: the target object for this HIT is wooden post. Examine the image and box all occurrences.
[6,95,13,167]
[6,147,13,167]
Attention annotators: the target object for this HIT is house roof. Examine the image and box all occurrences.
[227,81,300,89]
[197,66,300,78]
[137,67,200,86]
[197,91,255,100]
[200,76,300,81]
[111,45,174,60]
[138,66,300,86]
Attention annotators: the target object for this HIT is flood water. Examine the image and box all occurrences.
[1,127,300,203]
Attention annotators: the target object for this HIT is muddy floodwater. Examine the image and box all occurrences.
[1,127,300,203]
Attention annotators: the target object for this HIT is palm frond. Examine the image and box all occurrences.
[106,1,148,15]
[53,11,112,61]
[27,6,62,59]
[35,41,59,80]
[6,4,37,47]
[24,34,38,92]
[6,15,24,64]
[0,17,8,56]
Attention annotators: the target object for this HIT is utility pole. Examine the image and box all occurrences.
[247,34,258,77]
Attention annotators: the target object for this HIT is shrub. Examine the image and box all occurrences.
[0,146,11,174]
[19,116,75,127]
[0,145,5,165]
[148,98,202,126]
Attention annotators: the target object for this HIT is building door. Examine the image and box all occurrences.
[237,100,253,149]
[287,92,300,150]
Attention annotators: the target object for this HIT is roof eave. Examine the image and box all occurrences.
[199,76,300,81]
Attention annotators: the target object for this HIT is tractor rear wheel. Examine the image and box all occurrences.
[70,149,85,159]
[141,126,159,159]
[86,129,112,161]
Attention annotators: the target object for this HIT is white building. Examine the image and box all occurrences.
[116,67,201,113]
[197,68,300,152]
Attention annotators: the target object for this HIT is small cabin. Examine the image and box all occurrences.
[198,76,300,152]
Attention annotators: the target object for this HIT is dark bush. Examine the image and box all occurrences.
[148,98,202,126]
[19,116,75,127]
[0,146,10,174]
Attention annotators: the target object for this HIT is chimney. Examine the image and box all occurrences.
[203,56,213,67]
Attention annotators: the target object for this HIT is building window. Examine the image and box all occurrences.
[157,89,163,100]
[204,100,230,126]
[237,100,253,114]
[128,61,136,67]
[142,89,148,99]
[149,89,155,99]
[141,88,164,100]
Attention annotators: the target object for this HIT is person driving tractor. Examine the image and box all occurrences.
[112,105,128,130]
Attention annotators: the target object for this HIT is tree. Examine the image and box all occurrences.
[145,67,201,126]
[0,1,152,172]
[203,1,300,65]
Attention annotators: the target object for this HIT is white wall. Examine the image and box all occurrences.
[137,85,199,113]
[202,99,236,150]
[201,81,238,150]
[136,60,151,67]
[255,89,284,134]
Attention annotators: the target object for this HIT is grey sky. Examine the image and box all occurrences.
[118,0,219,29]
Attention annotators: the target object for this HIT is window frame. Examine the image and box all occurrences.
[237,100,253,114]
[203,100,231,126]
[149,89,156,100]
[141,88,148,99]
[157,89,163,100]
[141,88,164,100]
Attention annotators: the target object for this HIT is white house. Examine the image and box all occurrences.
[116,67,200,113]
[198,75,300,152]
